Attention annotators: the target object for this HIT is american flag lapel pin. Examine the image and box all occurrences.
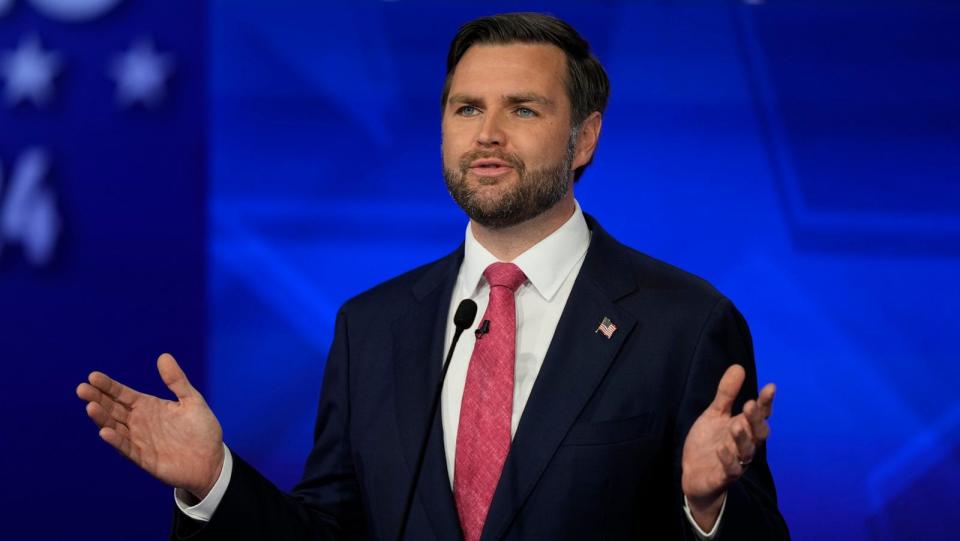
[595,317,617,339]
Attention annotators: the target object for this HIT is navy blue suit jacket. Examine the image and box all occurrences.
[173,216,789,540]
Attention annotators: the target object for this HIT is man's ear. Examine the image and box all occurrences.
[572,111,603,171]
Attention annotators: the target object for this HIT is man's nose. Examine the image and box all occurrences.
[476,113,505,146]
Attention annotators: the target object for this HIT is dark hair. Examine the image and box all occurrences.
[441,12,610,181]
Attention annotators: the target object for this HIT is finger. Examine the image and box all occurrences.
[76,381,100,402]
[88,371,141,407]
[85,401,130,435]
[732,418,756,463]
[99,427,140,464]
[728,440,749,478]
[78,382,130,424]
[157,353,196,401]
[732,413,756,441]
[743,400,763,429]
[717,440,742,478]
[743,401,770,442]
[85,401,112,429]
[757,383,776,418]
[716,441,734,468]
[710,364,746,414]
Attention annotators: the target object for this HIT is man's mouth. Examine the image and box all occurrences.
[468,158,514,178]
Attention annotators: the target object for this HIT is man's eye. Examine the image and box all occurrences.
[515,107,537,118]
[456,105,480,116]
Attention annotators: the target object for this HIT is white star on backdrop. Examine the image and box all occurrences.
[109,38,174,108]
[1,35,62,108]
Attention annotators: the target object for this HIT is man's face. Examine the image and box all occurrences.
[442,43,579,229]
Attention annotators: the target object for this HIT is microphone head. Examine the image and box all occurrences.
[453,299,478,330]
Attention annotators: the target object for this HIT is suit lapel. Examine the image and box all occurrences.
[482,220,639,541]
[392,248,464,541]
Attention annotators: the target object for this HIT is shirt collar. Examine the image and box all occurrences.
[460,200,591,301]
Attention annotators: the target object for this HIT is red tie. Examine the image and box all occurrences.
[454,262,527,541]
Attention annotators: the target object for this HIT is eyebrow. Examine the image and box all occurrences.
[447,92,554,108]
[505,93,553,107]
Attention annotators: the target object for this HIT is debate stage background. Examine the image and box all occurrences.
[2,1,958,539]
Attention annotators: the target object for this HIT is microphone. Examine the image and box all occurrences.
[397,299,477,541]
[453,299,479,331]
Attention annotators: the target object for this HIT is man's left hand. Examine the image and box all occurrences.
[681,364,776,532]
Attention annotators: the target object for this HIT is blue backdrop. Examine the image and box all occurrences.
[2,1,958,539]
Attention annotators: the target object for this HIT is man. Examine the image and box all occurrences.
[77,12,788,540]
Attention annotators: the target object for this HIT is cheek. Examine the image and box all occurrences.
[440,140,458,170]
[518,127,570,165]
[442,127,473,164]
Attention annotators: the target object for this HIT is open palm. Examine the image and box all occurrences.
[681,364,775,529]
[76,353,224,499]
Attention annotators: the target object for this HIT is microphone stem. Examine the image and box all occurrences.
[396,326,466,541]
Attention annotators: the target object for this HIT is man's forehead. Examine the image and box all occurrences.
[456,42,566,70]
[448,42,568,98]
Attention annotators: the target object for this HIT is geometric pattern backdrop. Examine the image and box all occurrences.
[3,1,957,540]
[208,3,960,541]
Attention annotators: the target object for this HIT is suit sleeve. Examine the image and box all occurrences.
[170,308,368,540]
[674,297,790,541]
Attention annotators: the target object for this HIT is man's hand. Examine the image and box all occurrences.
[76,353,225,500]
[681,364,775,532]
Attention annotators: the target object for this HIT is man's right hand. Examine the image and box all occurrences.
[76,353,225,501]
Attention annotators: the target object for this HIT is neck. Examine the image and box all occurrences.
[470,193,576,261]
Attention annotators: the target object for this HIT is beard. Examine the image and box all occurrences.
[443,137,576,229]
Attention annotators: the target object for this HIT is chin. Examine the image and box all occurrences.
[472,182,518,205]
[470,192,508,211]
[469,171,513,183]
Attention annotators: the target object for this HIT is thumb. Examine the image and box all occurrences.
[710,364,745,414]
[157,353,196,400]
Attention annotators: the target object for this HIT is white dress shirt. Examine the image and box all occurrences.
[177,200,723,538]
[440,201,591,483]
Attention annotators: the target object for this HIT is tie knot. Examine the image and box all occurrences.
[483,262,527,293]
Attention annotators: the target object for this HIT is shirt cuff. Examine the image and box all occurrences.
[174,443,233,522]
[682,492,727,540]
